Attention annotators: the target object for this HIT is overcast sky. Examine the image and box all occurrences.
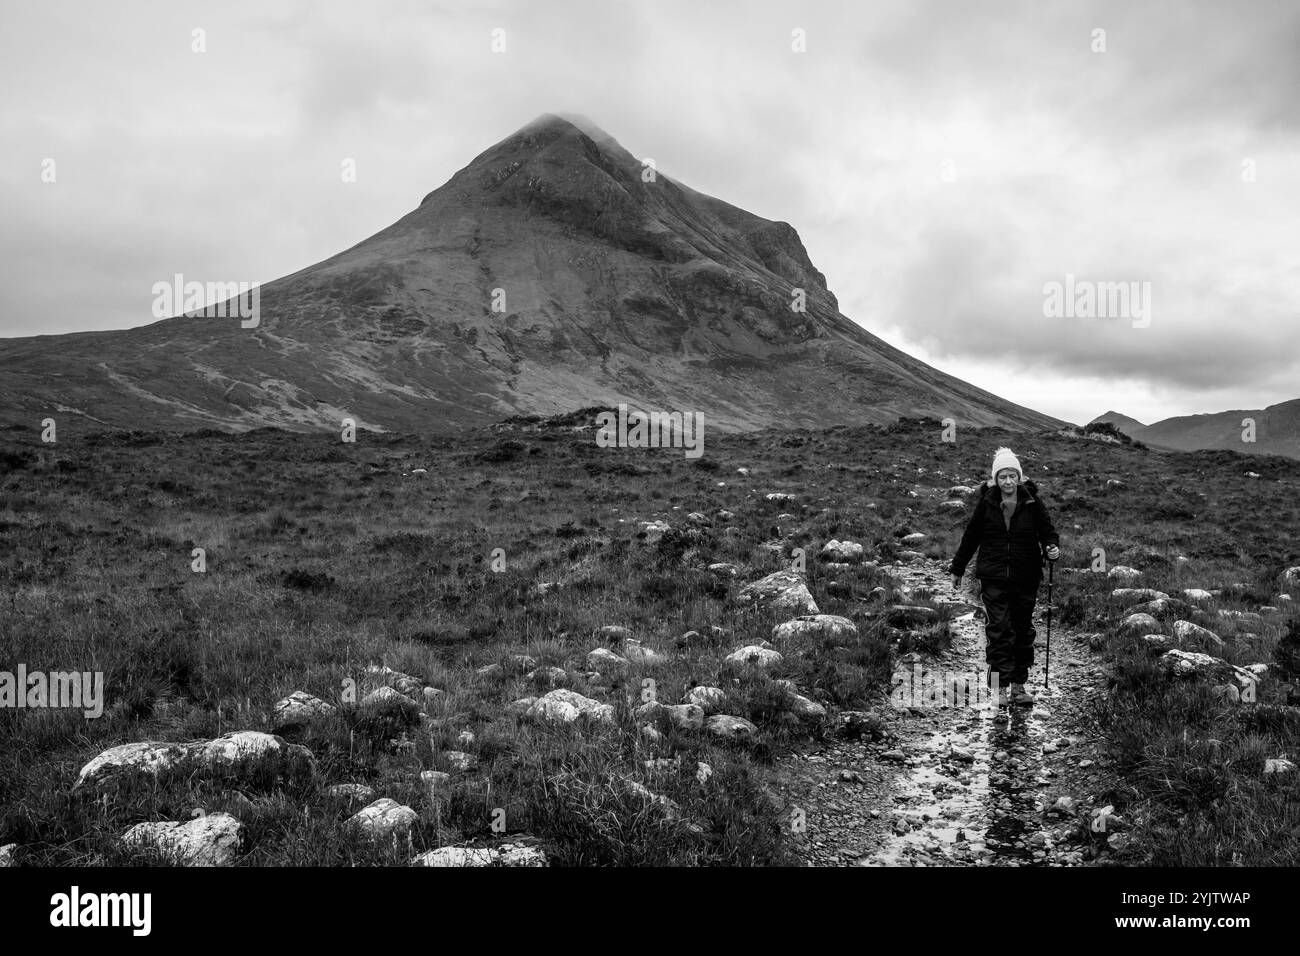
[2,0,1297,426]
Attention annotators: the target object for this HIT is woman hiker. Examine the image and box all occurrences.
[948,447,1060,709]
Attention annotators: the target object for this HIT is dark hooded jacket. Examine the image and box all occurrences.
[948,478,1060,586]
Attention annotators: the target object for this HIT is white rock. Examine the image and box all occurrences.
[413,843,548,867]
[0,844,16,867]
[527,689,615,726]
[1119,613,1160,636]
[772,614,857,643]
[737,570,820,615]
[724,645,784,668]
[707,715,758,739]
[661,704,705,731]
[819,539,865,563]
[328,782,377,802]
[1265,758,1296,775]
[1182,588,1214,601]
[527,666,568,688]
[74,741,191,791]
[122,812,242,866]
[1111,588,1169,601]
[1159,649,1227,676]
[361,686,422,717]
[363,664,425,697]
[788,693,827,720]
[621,640,665,664]
[586,647,630,673]
[900,532,927,544]
[272,690,336,731]
[1107,566,1141,579]
[347,798,418,842]
[444,750,476,772]
[684,686,727,714]
[1173,620,1224,648]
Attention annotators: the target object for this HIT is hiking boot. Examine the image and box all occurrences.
[1008,683,1037,706]
[986,685,1009,709]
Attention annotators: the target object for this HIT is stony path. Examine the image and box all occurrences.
[776,556,1114,866]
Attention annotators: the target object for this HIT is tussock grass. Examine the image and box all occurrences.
[2,415,1298,864]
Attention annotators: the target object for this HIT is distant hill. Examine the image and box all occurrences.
[1090,399,1300,461]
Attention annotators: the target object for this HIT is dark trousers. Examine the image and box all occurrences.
[979,578,1039,687]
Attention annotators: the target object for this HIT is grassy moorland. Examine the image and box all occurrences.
[0,413,1297,865]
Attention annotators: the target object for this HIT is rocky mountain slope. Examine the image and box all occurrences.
[0,113,1067,437]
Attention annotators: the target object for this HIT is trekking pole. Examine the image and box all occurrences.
[1044,555,1054,689]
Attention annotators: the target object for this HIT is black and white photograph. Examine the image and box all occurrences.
[0,0,1294,935]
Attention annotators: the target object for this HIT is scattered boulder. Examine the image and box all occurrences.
[900,532,927,545]
[328,783,376,804]
[819,539,864,563]
[526,666,568,689]
[724,645,784,668]
[661,704,705,732]
[74,741,191,792]
[707,715,758,740]
[271,691,336,732]
[1119,613,1160,637]
[75,732,314,792]
[786,692,827,720]
[0,844,15,867]
[1265,758,1296,775]
[412,843,548,867]
[360,686,422,719]
[363,665,425,698]
[772,614,858,643]
[621,640,665,664]
[708,563,740,577]
[1173,620,1225,649]
[347,798,419,843]
[1283,567,1300,588]
[736,571,820,615]
[1107,566,1141,579]
[586,647,630,674]
[122,813,243,866]
[527,689,615,727]
[596,625,633,644]
[1182,588,1215,602]
[765,493,796,505]
[1111,588,1170,602]
[684,686,726,714]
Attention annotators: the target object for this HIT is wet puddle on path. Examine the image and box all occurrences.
[779,558,1106,867]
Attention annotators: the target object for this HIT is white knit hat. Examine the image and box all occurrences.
[990,446,1022,483]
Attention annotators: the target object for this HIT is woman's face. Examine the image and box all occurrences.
[996,468,1019,494]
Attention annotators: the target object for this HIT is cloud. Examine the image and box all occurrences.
[0,0,1296,425]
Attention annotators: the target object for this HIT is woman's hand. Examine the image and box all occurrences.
[1045,545,1060,561]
